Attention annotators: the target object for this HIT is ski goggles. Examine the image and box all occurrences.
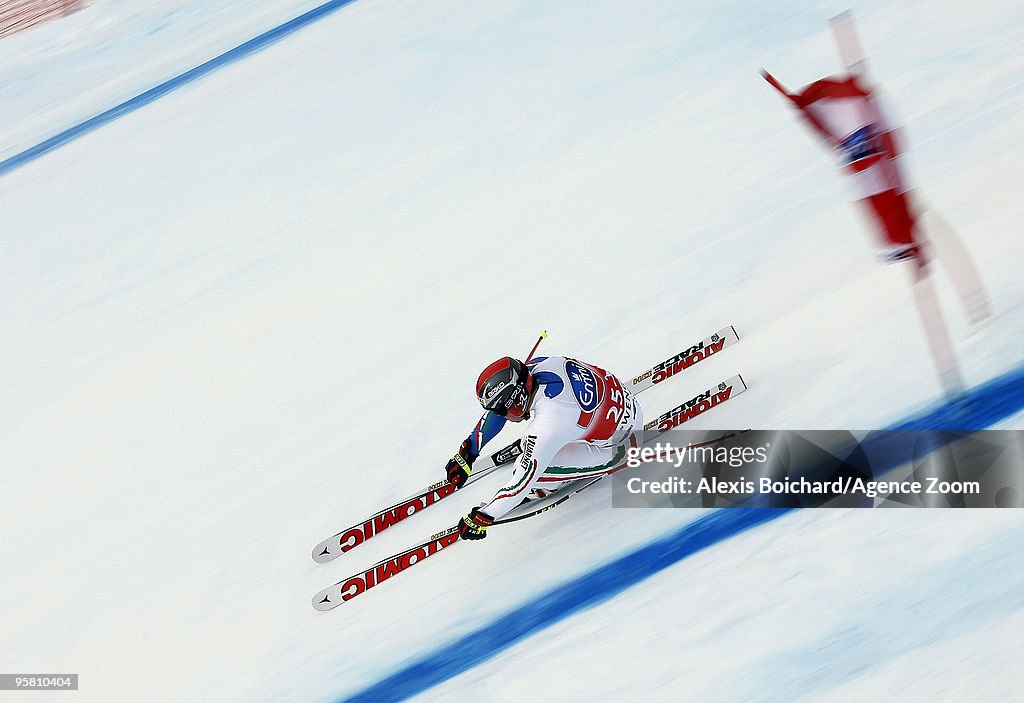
[481,382,529,417]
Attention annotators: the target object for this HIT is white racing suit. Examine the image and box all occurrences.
[466,356,644,521]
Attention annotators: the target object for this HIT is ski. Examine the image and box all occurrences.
[629,325,739,393]
[312,526,461,611]
[311,440,520,563]
[312,419,751,610]
[312,324,740,563]
[643,374,747,437]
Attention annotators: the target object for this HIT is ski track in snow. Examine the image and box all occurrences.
[1,1,1022,702]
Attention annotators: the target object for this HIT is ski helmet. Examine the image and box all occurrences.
[476,357,534,419]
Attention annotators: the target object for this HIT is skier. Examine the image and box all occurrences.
[444,355,644,541]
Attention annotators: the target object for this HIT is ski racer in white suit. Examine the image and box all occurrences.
[444,355,644,541]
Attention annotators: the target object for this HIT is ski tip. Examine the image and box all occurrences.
[311,590,337,611]
[311,542,334,563]
[539,330,548,339]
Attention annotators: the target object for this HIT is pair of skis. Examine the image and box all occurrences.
[311,324,741,564]
[311,325,747,611]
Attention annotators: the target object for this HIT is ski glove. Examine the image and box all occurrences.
[458,507,494,541]
[445,439,476,489]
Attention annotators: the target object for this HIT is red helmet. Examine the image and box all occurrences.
[476,357,535,419]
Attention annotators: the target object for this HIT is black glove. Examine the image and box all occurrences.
[458,507,494,541]
[445,439,476,489]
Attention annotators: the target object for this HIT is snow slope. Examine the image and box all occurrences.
[1,1,1022,702]
[412,510,1024,703]
[0,0,331,162]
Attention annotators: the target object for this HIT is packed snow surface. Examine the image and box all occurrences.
[1,1,1022,701]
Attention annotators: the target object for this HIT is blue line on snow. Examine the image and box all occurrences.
[0,0,361,178]
[340,362,1024,703]
[341,508,790,703]
[890,363,1024,432]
